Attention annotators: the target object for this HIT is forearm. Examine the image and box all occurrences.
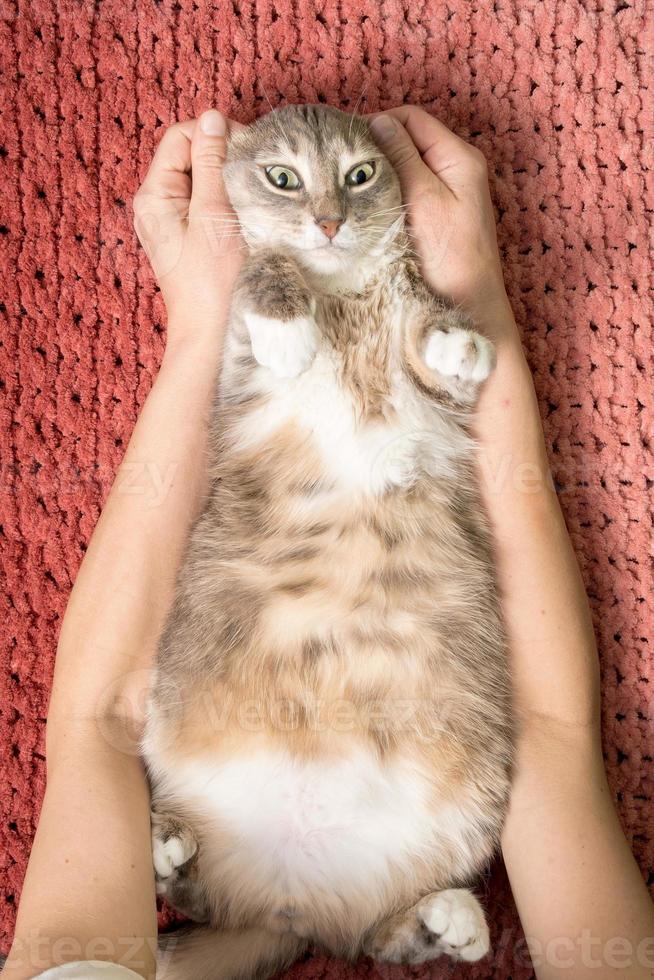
[502,731,654,977]
[4,732,157,979]
[475,310,653,974]
[373,104,653,975]
[48,325,225,738]
[474,316,600,731]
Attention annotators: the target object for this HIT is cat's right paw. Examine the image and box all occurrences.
[245,311,318,379]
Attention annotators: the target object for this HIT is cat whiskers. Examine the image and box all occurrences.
[365,204,409,220]
[346,84,370,143]
[257,77,277,115]
[200,216,246,242]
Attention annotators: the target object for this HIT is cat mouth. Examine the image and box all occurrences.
[308,240,347,252]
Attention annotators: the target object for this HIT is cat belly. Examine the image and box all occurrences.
[150,744,478,941]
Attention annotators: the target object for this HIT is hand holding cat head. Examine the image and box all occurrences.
[133,110,245,340]
[370,107,514,339]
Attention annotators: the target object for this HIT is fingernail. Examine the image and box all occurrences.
[370,114,397,144]
[200,109,226,137]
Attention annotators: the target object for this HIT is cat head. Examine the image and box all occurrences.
[224,105,403,277]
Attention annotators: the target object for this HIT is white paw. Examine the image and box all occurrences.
[425,329,495,384]
[245,310,318,379]
[152,829,197,880]
[419,889,490,962]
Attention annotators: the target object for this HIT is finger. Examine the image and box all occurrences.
[137,119,196,203]
[369,114,437,192]
[137,116,244,202]
[189,109,232,217]
[133,122,197,277]
[383,106,486,186]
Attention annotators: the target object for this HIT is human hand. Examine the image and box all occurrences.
[369,106,518,346]
[133,109,245,346]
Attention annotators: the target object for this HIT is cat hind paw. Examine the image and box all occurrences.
[418,889,490,962]
[151,812,198,890]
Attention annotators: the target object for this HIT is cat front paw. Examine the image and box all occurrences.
[424,328,495,385]
[245,310,318,379]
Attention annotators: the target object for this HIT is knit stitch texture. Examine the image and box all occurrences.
[0,1,652,977]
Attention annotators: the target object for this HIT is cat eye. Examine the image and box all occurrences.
[345,162,375,186]
[265,165,302,190]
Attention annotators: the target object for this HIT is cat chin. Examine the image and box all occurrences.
[295,245,353,276]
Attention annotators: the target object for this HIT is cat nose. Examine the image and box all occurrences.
[315,216,344,240]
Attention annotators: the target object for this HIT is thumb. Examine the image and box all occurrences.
[369,114,428,188]
[189,109,231,217]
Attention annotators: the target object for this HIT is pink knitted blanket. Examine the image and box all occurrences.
[1,1,652,976]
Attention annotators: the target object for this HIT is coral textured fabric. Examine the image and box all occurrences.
[1,0,652,976]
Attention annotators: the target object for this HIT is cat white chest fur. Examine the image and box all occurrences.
[164,748,438,903]
[232,348,458,496]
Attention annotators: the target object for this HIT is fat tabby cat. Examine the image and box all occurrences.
[143,104,513,978]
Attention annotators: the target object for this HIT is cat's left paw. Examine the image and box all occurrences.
[151,811,198,895]
[425,328,495,384]
[245,311,318,379]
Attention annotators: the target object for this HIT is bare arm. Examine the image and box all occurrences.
[371,106,654,978]
[485,346,654,979]
[3,110,244,980]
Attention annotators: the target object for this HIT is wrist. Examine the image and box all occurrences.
[444,273,519,347]
[162,305,231,364]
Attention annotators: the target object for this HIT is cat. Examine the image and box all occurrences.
[143,104,513,979]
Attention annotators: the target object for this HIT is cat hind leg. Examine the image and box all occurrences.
[151,810,209,923]
[364,887,490,965]
[157,927,307,980]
